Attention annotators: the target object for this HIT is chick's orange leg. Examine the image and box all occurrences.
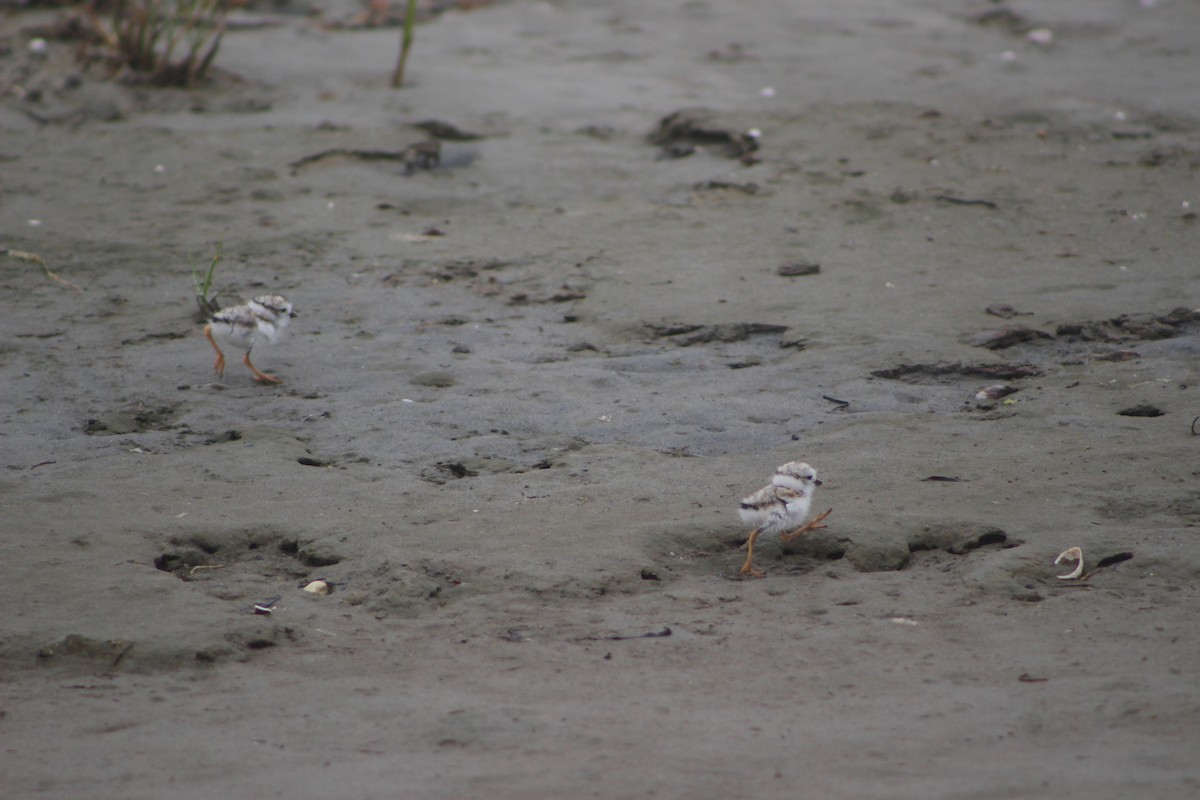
[738,528,767,578]
[780,508,833,542]
[203,324,226,378]
[243,351,282,384]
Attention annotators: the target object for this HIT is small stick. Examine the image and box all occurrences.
[578,627,672,642]
[934,195,998,210]
[289,147,418,174]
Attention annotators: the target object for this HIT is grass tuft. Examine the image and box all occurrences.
[192,242,223,319]
[78,0,228,87]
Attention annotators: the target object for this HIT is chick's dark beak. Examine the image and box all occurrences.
[813,479,823,486]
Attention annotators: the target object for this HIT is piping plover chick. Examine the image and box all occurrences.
[203,294,296,384]
[737,460,832,578]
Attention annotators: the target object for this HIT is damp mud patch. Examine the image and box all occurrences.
[198,425,329,467]
[646,322,790,347]
[363,570,451,618]
[1055,307,1200,343]
[843,522,1017,573]
[907,523,1014,554]
[345,560,472,619]
[37,634,135,669]
[423,257,524,283]
[525,571,654,602]
[962,543,1139,603]
[779,529,850,562]
[224,624,298,654]
[1096,491,1200,523]
[420,455,541,484]
[871,362,1043,383]
[120,330,190,346]
[31,633,222,673]
[958,307,1200,353]
[783,522,1014,574]
[154,527,342,595]
[419,256,591,305]
[83,403,181,435]
[962,325,1054,350]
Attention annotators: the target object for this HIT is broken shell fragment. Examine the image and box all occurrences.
[302,579,331,596]
[1054,547,1084,580]
[975,384,1019,401]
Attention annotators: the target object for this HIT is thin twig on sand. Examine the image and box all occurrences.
[2,248,82,292]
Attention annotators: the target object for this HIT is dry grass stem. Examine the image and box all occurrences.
[390,0,419,87]
[2,248,83,292]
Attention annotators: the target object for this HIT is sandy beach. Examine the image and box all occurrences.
[2,1,1198,797]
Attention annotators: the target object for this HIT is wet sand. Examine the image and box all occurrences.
[2,1,1199,797]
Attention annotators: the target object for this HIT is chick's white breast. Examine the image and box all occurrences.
[256,316,283,346]
[211,321,254,350]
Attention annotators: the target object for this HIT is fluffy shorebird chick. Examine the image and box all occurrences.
[203,295,296,384]
[737,460,832,578]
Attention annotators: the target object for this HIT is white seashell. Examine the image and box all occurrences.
[1054,547,1084,580]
